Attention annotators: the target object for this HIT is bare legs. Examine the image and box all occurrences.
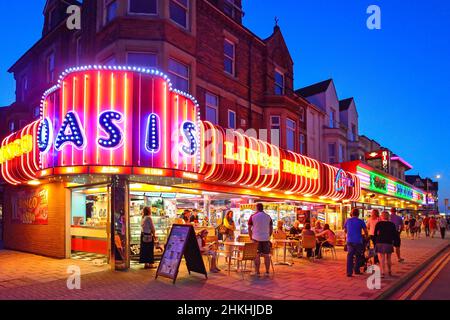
[377,253,393,277]
[254,254,270,275]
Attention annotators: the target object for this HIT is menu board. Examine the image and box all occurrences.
[12,188,48,225]
[156,224,207,283]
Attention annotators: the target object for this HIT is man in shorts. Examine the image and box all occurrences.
[248,203,273,277]
[390,208,405,263]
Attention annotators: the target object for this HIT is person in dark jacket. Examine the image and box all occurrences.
[374,211,398,278]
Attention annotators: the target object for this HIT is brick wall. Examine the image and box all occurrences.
[3,182,66,258]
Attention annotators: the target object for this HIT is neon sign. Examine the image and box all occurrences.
[282,159,319,180]
[0,134,33,164]
[98,111,124,149]
[334,169,355,192]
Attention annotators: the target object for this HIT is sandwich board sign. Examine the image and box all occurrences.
[155,224,207,284]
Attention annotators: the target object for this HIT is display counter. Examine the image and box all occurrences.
[71,225,108,255]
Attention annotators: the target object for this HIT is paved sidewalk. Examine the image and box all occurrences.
[0,236,448,300]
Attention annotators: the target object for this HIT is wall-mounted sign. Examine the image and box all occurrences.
[12,188,48,225]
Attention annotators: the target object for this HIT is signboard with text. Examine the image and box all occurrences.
[12,188,48,225]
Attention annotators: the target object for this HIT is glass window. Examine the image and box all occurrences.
[205,92,218,124]
[21,76,28,102]
[127,52,157,68]
[351,124,357,142]
[9,121,15,132]
[275,70,284,95]
[286,118,296,151]
[329,109,335,128]
[328,143,336,164]
[228,110,236,129]
[224,39,235,75]
[339,144,345,163]
[46,52,55,83]
[270,116,280,145]
[299,134,306,154]
[170,0,188,28]
[105,0,118,24]
[168,58,189,92]
[129,0,157,14]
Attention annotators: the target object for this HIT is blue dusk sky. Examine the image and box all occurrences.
[0,1,449,211]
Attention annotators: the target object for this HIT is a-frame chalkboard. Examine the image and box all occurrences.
[155,224,207,284]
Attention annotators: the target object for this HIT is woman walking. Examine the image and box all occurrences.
[374,211,398,278]
[429,216,438,238]
[140,207,156,269]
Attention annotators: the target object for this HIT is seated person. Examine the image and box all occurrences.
[314,224,336,258]
[273,220,287,239]
[302,223,316,258]
[196,229,220,273]
[312,221,323,234]
[289,220,302,237]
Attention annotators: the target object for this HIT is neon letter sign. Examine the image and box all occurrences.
[180,121,198,157]
[98,111,124,149]
[54,111,86,151]
[37,118,53,153]
[145,113,160,153]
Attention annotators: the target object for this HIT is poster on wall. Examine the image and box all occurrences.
[12,188,48,225]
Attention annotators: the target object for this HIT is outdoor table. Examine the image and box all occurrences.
[272,239,298,266]
[222,241,246,274]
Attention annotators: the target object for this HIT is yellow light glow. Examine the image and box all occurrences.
[27,180,41,186]
[261,187,272,192]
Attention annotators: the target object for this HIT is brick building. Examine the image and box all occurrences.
[3,0,312,154]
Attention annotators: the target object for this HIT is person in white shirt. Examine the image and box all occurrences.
[439,217,448,239]
[248,203,273,277]
[366,209,380,263]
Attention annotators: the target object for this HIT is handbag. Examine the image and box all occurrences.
[142,232,153,243]
[218,224,228,235]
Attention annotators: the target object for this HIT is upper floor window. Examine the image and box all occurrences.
[270,115,281,146]
[299,134,306,154]
[46,52,55,83]
[129,0,157,14]
[170,0,189,29]
[9,121,15,133]
[350,124,357,142]
[228,110,236,129]
[329,109,335,128]
[299,107,305,122]
[328,143,336,164]
[338,144,345,163]
[224,39,235,76]
[286,118,296,151]
[20,76,28,102]
[168,58,189,92]
[274,70,284,95]
[105,0,118,24]
[127,52,157,68]
[205,92,218,125]
[76,36,82,65]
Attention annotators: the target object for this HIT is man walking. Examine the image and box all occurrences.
[438,217,447,239]
[390,208,405,263]
[248,203,273,277]
[423,215,430,237]
[344,208,368,277]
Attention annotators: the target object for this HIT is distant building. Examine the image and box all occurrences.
[406,175,439,213]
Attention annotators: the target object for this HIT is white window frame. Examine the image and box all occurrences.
[205,92,219,125]
[286,118,296,151]
[224,38,235,76]
[169,0,189,29]
[274,69,285,95]
[228,110,236,129]
[168,58,190,92]
[128,0,158,15]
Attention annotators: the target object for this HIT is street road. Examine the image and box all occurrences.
[391,246,450,300]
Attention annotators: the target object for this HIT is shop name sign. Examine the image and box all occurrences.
[0,135,33,164]
[370,174,388,193]
[223,141,319,179]
[395,184,413,200]
[334,169,355,192]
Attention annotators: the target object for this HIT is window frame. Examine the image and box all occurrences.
[228,110,236,129]
[328,143,336,164]
[46,52,55,84]
[104,0,118,25]
[168,58,190,93]
[21,75,28,102]
[286,118,296,151]
[126,51,158,68]
[205,92,219,125]
[329,109,335,128]
[299,133,306,154]
[224,38,236,76]
[274,69,285,95]
[169,0,189,30]
[128,0,158,15]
